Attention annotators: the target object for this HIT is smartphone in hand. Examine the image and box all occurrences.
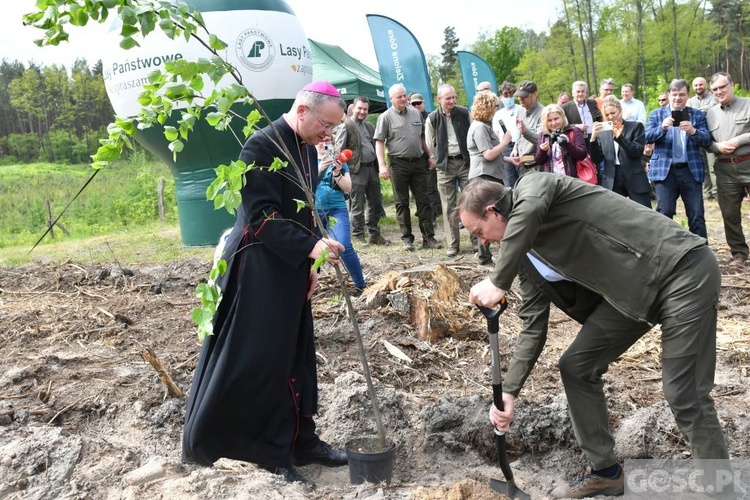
[671,109,689,126]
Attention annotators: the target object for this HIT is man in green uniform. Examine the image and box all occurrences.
[456,174,729,498]
[706,71,750,268]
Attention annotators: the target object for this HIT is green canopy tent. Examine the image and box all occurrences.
[309,39,387,113]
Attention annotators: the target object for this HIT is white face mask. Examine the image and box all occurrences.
[502,97,515,108]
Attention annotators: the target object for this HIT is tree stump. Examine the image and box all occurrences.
[364,264,475,341]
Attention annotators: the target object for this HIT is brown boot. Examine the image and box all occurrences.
[728,254,747,267]
[550,465,624,498]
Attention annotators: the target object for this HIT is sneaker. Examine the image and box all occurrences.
[550,465,624,498]
[368,234,390,245]
[353,234,366,243]
[351,287,365,297]
[403,240,415,251]
[422,238,443,249]
[446,248,459,258]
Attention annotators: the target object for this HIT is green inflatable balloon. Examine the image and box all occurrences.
[103,0,313,245]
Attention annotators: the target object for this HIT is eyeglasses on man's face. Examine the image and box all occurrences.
[466,214,489,240]
[658,98,668,103]
[306,106,337,131]
[710,82,731,93]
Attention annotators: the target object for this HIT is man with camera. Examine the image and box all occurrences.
[645,78,711,238]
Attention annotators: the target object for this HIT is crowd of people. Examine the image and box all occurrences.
[180,73,748,496]
[332,74,748,271]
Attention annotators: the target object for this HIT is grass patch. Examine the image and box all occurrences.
[0,157,179,248]
[0,223,213,267]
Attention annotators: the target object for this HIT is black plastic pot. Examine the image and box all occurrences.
[345,437,397,485]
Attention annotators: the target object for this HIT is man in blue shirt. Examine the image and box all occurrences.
[645,78,711,238]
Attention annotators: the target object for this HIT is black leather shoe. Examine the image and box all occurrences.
[422,238,443,249]
[293,441,348,467]
[264,466,315,486]
[368,234,390,245]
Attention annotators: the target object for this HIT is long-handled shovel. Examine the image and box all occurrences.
[477,301,531,500]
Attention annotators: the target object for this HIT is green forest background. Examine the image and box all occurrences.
[1,0,749,165]
[1,0,748,253]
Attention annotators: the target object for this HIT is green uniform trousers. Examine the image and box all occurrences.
[389,156,434,243]
[559,245,728,469]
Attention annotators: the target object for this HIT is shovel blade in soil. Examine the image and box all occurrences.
[489,477,531,499]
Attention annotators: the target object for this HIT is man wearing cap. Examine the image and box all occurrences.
[425,84,471,257]
[562,80,603,151]
[457,174,729,499]
[183,82,348,485]
[375,83,441,251]
[410,92,442,225]
[706,71,750,268]
[409,92,429,119]
[508,80,544,177]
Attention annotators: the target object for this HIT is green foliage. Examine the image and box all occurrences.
[207,160,252,214]
[3,134,38,163]
[1,55,115,164]
[0,159,177,248]
[192,258,226,341]
[311,251,328,271]
[512,22,578,104]
[474,27,541,83]
[481,0,750,102]
[643,75,671,114]
[41,129,88,164]
[439,26,459,83]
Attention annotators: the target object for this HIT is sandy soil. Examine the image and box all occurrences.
[1,201,748,499]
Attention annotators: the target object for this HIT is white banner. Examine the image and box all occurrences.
[103,9,312,117]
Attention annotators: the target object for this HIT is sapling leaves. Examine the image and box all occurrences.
[312,252,328,271]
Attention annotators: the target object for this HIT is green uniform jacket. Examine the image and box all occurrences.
[489,172,706,323]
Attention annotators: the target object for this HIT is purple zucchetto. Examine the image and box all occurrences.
[302,81,341,97]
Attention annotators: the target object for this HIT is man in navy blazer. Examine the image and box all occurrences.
[645,78,711,238]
